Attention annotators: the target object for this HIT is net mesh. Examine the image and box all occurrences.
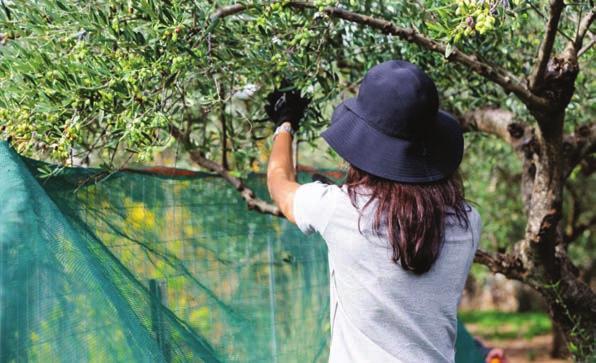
[0,141,329,362]
[0,141,484,362]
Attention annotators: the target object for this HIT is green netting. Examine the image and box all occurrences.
[0,141,486,362]
[0,141,329,362]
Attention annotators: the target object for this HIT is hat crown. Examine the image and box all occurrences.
[350,60,439,139]
[322,60,464,183]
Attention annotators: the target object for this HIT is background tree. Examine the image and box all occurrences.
[0,0,594,359]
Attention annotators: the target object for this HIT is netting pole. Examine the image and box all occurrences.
[149,279,171,362]
[267,236,279,363]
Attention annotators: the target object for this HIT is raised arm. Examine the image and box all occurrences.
[267,121,299,222]
[262,83,310,223]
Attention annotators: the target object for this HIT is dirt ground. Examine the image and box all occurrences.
[479,334,572,363]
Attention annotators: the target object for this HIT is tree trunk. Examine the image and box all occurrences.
[535,258,596,361]
[551,321,569,359]
[518,107,596,360]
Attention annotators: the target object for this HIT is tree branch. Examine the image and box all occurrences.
[578,35,595,57]
[292,1,548,108]
[565,216,596,244]
[207,1,548,108]
[574,8,595,52]
[577,155,596,176]
[474,249,525,280]
[530,0,566,91]
[170,126,282,217]
[457,108,540,211]
[563,122,596,178]
[564,183,596,245]
[527,1,573,43]
[207,3,246,31]
[458,108,529,147]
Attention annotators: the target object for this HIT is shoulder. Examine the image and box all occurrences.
[295,181,342,199]
[294,182,343,212]
[444,203,482,245]
[293,182,342,235]
[466,204,482,232]
[464,204,482,248]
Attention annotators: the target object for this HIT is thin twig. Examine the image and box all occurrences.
[528,1,573,42]
[170,125,282,217]
[563,122,596,178]
[574,9,595,50]
[578,35,595,56]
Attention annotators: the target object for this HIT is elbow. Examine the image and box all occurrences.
[267,167,297,212]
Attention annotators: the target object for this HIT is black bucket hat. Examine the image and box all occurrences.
[321,60,463,183]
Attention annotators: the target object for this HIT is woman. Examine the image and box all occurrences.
[266,60,481,362]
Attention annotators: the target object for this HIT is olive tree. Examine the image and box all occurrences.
[0,0,594,359]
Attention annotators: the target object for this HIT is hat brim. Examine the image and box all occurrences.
[321,98,463,183]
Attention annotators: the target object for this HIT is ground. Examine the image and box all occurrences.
[461,311,572,363]
[477,333,571,363]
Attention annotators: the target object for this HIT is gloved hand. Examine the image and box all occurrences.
[264,81,310,130]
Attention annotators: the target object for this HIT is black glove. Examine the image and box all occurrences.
[264,82,310,130]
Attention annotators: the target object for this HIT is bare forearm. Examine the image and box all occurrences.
[267,122,299,222]
[268,130,295,181]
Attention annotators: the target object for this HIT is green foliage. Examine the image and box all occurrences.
[1,0,592,167]
[0,0,336,169]
[0,1,593,259]
[462,133,526,252]
[427,0,521,43]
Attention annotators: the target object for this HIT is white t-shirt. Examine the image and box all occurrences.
[293,182,481,363]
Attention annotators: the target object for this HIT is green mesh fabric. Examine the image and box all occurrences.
[0,141,329,362]
[0,141,485,362]
[455,320,487,363]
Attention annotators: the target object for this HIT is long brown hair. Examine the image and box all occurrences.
[345,165,469,274]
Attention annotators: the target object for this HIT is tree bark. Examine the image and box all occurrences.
[534,254,596,360]
[516,45,595,358]
[551,321,569,359]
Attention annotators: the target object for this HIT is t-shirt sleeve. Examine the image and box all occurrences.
[292,181,337,235]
